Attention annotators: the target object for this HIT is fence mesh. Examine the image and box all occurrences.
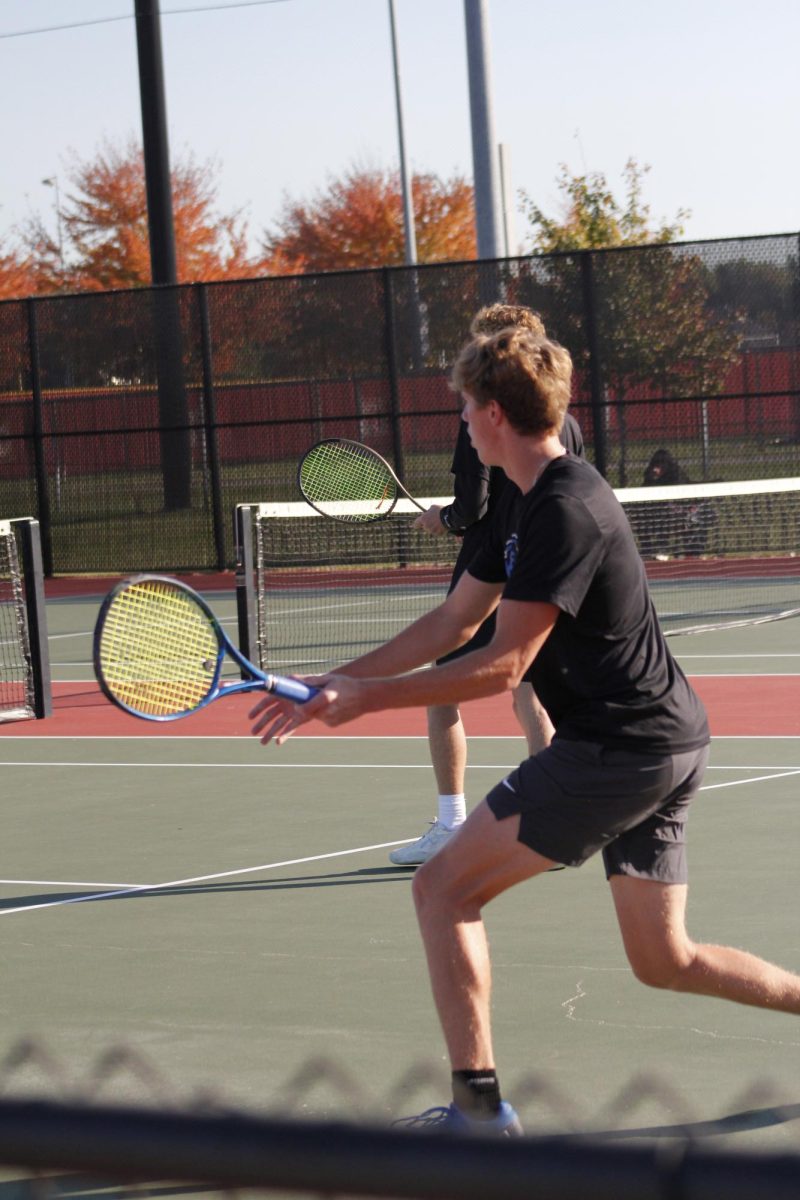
[1,233,799,575]
[0,1040,798,1200]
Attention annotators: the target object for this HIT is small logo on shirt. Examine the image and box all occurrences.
[504,533,519,578]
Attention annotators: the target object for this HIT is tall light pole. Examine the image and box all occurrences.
[41,176,65,274]
[134,0,190,511]
[498,142,515,257]
[388,0,417,265]
[463,0,503,261]
[134,0,178,286]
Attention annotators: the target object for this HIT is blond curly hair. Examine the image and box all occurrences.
[470,303,546,338]
[451,327,572,436]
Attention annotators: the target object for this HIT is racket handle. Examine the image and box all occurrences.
[265,674,318,703]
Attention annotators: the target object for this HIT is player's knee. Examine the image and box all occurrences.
[411,857,446,915]
[412,856,478,921]
[627,942,695,990]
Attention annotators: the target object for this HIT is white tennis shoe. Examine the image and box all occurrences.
[389,819,456,866]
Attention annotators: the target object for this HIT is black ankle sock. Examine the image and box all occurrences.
[452,1069,502,1118]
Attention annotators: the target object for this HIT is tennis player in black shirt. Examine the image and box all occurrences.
[250,327,800,1136]
[392,303,584,866]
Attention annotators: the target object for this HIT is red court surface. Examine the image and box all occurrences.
[2,676,798,737]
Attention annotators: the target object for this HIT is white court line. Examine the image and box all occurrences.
[47,616,238,641]
[0,762,449,768]
[0,841,412,917]
[2,733,799,740]
[699,769,800,791]
[0,762,798,771]
[2,770,797,918]
[52,672,790,680]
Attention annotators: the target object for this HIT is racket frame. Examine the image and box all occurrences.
[297,438,425,521]
[93,574,314,721]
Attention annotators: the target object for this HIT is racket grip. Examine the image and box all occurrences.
[265,674,319,703]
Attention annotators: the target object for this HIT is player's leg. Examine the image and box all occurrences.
[401,738,674,1131]
[389,703,467,865]
[412,800,554,1070]
[511,681,554,755]
[610,876,800,1012]
[427,701,468,798]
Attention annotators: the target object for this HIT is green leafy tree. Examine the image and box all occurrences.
[520,160,740,482]
[522,159,687,252]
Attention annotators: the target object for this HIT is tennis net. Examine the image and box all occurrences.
[0,519,51,721]
[235,477,800,673]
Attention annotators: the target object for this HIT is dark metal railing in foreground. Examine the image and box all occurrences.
[0,1096,799,1200]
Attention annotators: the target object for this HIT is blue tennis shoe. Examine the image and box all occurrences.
[393,1101,523,1136]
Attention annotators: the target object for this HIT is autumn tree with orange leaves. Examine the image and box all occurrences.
[0,239,36,301]
[261,166,476,273]
[18,137,257,295]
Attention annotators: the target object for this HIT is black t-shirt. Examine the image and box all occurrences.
[469,456,710,753]
[441,411,585,535]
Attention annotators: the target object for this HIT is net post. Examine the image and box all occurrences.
[234,505,257,678]
[14,518,52,719]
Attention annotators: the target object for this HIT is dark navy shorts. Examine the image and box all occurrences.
[486,739,710,883]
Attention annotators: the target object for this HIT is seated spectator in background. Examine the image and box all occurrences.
[639,448,716,559]
[643,447,691,487]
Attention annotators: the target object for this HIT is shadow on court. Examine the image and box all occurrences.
[0,868,416,913]
[578,1099,800,1141]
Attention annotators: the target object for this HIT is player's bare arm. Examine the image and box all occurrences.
[249,598,558,744]
[332,598,559,715]
[331,573,503,680]
[247,574,502,743]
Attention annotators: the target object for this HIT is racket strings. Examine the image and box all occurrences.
[98,580,219,717]
[300,442,397,520]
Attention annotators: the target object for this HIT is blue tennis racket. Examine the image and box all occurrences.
[93,574,316,722]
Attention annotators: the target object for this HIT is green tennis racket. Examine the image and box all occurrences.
[297,439,426,523]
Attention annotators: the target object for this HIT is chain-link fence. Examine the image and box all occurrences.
[0,233,798,575]
[0,1039,798,1199]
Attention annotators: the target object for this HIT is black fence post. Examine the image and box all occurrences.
[382,266,405,477]
[152,287,192,511]
[382,267,413,569]
[197,285,226,571]
[25,299,53,577]
[580,250,608,479]
[794,233,800,443]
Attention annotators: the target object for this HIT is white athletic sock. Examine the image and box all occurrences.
[437,793,466,830]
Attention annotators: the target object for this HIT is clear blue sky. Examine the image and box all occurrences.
[2,0,798,259]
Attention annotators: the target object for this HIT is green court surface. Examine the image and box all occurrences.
[0,589,798,1165]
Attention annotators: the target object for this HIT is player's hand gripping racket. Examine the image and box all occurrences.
[93,575,317,721]
[298,438,426,522]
